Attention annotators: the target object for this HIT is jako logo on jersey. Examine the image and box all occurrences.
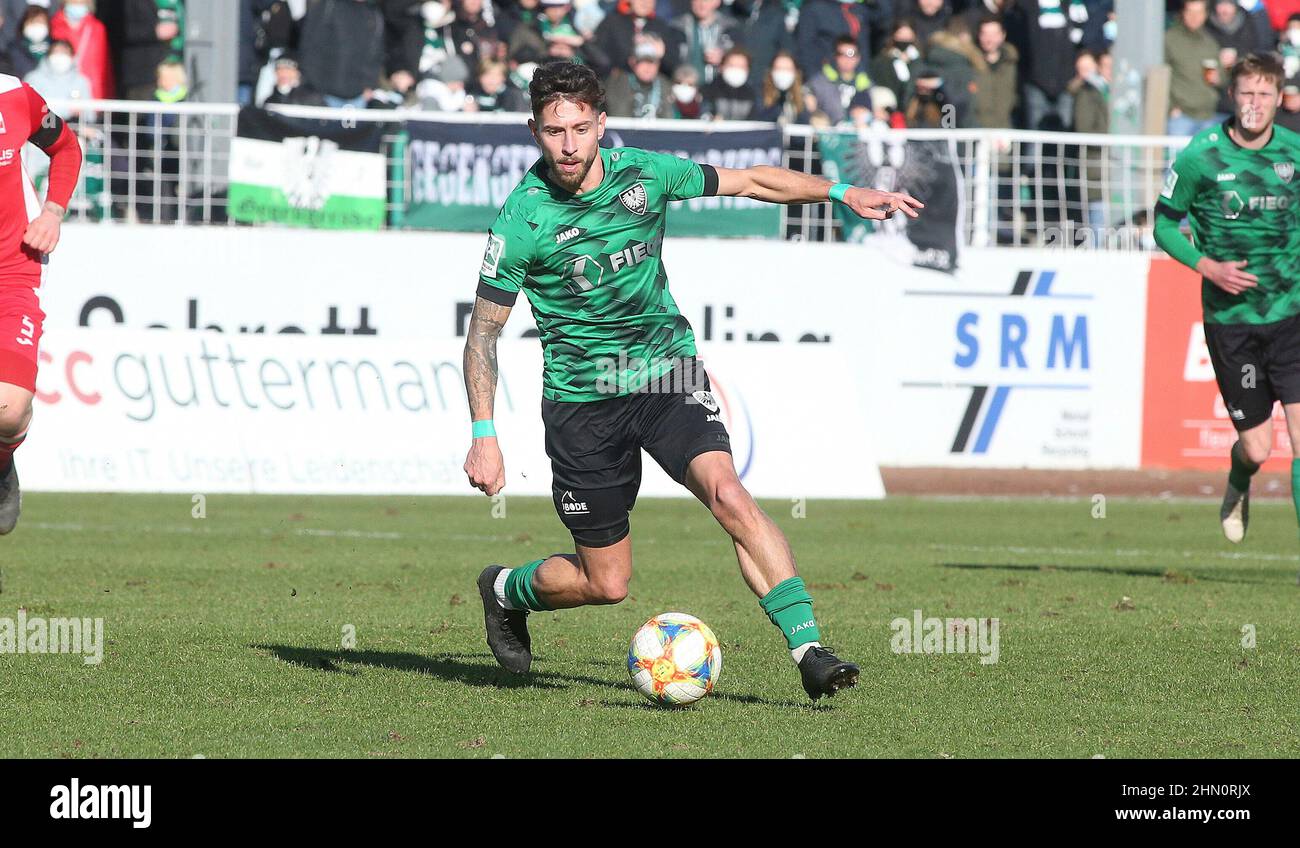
[560,490,589,515]
[618,182,648,215]
[1276,162,1294,183]
[555,226,585,245]
[691,390,719,413]
[49,779,152,829]
[481,232,505,277]
[1216,172,1236,181]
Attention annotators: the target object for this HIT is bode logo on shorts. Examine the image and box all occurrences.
[560,491,589,515]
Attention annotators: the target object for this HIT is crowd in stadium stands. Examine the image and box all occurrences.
[4,1,1300,134]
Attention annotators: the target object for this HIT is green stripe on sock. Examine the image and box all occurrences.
[1229,441,1260,492]
[504,559,552,612]
[759,576,822,650]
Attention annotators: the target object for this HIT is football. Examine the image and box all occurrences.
[627,613,723,707]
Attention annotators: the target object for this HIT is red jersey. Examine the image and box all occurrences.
[0,74,80,288]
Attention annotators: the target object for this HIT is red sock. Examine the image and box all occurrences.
[0,434,25,472]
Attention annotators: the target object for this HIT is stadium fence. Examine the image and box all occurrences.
[36,98,1185,249]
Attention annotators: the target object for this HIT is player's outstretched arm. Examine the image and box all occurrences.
[712,165,924,220]
[462,296,512,497]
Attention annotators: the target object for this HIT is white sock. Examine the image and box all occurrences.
[791,642,820,665]
[493,569,519,610]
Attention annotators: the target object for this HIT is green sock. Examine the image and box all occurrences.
[1291,459,1300,533]
[504,558,552,612]
[1229,441,1260,492]
[759,576,822,649]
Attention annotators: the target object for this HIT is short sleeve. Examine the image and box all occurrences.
[1157,148,1200,215]
[476,208,535,306]
[643,151,710,201]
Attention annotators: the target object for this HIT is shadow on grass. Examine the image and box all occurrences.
[941,561,1280,585]
[254,644,810,707]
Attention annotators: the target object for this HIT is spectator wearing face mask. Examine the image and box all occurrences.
[261,51,326,106]
[595,0,681,76]
[871,18,920,106]
[701,46,758,120]
[606,35,675,118]
[754,49,819,124]
[416,50,471,110]
[2,6,50,79]
[670,63,704,118]
[25,38,94,103]
[807,34,871,125]
[1281,13,1300,81]
[51,0,115,100]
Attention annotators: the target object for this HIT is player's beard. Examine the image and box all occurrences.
[547,148,598,193]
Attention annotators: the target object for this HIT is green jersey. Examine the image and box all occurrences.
[1160,120,1300,324]
[477,146,714,402]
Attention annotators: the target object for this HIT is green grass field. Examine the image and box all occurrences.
[2,492,1299,758]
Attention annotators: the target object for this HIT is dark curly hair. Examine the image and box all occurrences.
[529,60,605,119]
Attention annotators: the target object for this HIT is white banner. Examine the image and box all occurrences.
[40,226,1149,469]
[24,328,883,497]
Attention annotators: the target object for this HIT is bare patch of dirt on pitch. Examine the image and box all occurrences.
[880,467,1294,499]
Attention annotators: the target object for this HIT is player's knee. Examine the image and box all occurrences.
[587,575,629,605]
[1242,440,1272,466]
[0,400,31,441]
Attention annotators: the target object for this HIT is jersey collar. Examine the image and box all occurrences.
[1223,117,1275,151]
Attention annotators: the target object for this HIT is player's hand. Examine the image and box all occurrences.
[23,208,63,255]
[464,437,506,497]
[1198,257,1258,295]
[842,187,925,221]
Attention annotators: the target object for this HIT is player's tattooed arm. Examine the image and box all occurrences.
[712,165,924,220]
[463,296,512,497]
[463,296,512,422]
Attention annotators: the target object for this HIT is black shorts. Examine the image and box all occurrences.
[542,356,731,548]
[1204,313,1300,431]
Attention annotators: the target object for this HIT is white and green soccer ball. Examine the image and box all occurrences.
[627,612,722,707]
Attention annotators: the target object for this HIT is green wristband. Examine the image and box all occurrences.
[471,419,496,439]
[828,182,852,203]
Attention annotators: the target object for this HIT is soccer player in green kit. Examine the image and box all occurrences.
[1154,53,1300,556]
[461,61,924,700]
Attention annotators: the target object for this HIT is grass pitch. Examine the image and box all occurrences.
[2,492,1298,758]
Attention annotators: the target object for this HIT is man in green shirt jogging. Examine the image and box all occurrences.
[1154,52,1300,557]
[462,60,924,700]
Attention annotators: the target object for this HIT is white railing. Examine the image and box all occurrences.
[32,98,1183,248]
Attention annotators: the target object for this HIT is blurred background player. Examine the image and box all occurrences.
[0,72,83,534]
[1152,52,1300,551]
[461,60,922,701]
